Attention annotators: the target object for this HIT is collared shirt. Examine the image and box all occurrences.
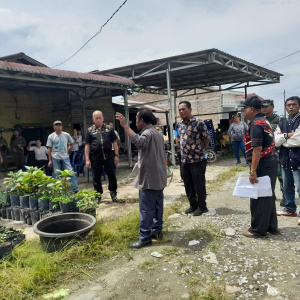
[71,135,82,152]
[28,146,48,160]
[177,116,209,164]
[85,124,117,160]
[244,113,275,161]
[131,124,167,191]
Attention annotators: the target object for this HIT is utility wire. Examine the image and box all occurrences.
[53,0,128,68]
[263,50,300,67]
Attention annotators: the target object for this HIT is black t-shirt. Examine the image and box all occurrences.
[244,113,275,161]
[85,124,117,160]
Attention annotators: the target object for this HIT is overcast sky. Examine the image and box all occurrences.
[1,0,300,114]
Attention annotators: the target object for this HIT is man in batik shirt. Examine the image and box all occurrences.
[177,101,210,216]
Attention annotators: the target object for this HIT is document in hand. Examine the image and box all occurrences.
[233,176,272,199]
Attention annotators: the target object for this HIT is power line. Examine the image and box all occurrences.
[263,50,300,67]
[52,0,128,68]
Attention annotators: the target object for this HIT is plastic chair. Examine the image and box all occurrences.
[71,151,85,177]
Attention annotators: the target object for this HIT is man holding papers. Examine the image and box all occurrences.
[239,96,278,238]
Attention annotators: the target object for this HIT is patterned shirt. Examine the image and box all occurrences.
[228,122,248,141]
[244,113,275,161]
[85,124,117,160]
[177,116,209,164]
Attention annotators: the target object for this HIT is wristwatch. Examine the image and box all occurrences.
[250,171,256,176]
[115,154,119,157]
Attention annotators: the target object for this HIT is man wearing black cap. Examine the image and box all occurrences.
[261,99,285,206]
[46,120,79,192]
[239,96,278,237]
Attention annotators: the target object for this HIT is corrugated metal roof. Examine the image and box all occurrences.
[112,98,168,112]
[0,60,134,87]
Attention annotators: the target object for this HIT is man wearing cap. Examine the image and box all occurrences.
[240,96,278,237]
[261,99,285,206]
[46,120,79,192]
[85,111,119,202]
[275,96,300,223]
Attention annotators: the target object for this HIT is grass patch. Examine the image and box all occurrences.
[207,166,247,192]
[138,258,156,270]
[189,223,222,240]
[0,210,140,300]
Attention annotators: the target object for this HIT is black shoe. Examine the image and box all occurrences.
[185,207,197,214]
[96,197,102,204]
[193,208,208,216]
[129,239,152,249]
[151,231,163,240]
[280,199,286,207]
[110,191,118,202]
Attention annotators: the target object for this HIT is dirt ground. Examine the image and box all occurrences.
[1,156,300,299]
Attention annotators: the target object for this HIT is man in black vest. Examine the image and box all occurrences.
[275,96,300,224]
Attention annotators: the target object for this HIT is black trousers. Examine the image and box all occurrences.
[249,157,278,236]
[90,157,117,194]
[182,160,207,210]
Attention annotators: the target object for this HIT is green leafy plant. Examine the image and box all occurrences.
[46,169,77,204]
[0,191,6,204]
[75,190,101,212]
[3,170,25,194]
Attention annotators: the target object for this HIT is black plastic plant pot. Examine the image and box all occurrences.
[8,234,26,247]
[11,207,15,220]
[5,207,12,219]
[19,208,25,222]
[30,210,40,225]
[0,242,13,259]
[59,201,79,213]
[33,213,96,252]
[1,208,7,219]
[20,196,30,208]
[6,194,11,206]
[38,199,49,212]
[10,194,20,207]
[13,207,21,221]
[23,209,30,224]
[29,197,39,210]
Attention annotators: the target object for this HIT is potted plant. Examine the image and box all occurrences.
[47,169,79,213]
[3,170,25,206]
[74,189,101,216]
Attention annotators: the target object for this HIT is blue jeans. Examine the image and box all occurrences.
[139,189,164,241]
[52,157,79,192]
[282,168,300,213]
[232,141,246,163]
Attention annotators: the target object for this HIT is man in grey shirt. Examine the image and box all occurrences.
[47,120,79,192]
[116,109,167,248]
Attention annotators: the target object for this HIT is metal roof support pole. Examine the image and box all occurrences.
[124,90,132,167]
[166,67,176,166]
[81,96,87,138]
[174,91,177,123]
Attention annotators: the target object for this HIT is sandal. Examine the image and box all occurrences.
[243,230,265,238]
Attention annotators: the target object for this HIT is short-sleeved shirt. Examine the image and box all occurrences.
[244,113,275,161]
[28,146,48,160]
[46,131,74,160]
[177,116,209,164]
[85,124,117,160]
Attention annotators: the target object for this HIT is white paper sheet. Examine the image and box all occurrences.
[233,176,272,199]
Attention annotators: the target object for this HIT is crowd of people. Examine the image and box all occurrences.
[0,95,299,247]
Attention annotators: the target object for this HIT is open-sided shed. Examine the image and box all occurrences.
[94,48,283,165]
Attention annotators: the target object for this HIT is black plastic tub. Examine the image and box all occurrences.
[33,213,96,252]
